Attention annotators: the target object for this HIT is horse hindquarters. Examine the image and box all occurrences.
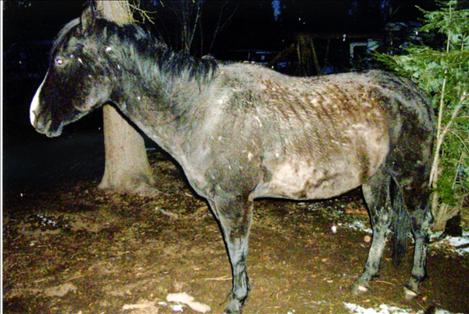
[390,107,433,298]
[354,144,432,298]
[208,197,253,314]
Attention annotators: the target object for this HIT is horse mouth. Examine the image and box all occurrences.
[44,122,64,137]
[45,127,63,138]
[33,119,63,138]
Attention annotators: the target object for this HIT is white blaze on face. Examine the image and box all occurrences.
[30,72,48,126]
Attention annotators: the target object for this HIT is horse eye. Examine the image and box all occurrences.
[55,57,64,66]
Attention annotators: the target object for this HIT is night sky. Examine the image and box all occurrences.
[4,0,435,52]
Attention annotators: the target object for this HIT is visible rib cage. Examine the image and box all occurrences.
[30,6,435,313]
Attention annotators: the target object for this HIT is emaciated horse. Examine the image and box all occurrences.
[30,7,434,313]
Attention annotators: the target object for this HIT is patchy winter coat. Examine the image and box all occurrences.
[30,7,434,313]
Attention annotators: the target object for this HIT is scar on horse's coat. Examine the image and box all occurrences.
[30,6,434,313]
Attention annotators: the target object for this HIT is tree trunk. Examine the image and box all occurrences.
[96,1,156,195]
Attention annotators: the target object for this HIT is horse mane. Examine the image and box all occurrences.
[103,20,218,84]
[50,17,218,85]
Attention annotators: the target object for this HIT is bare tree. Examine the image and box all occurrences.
[269,33,322,76]
[154,0,238,55]
[179,0,203,53]
[96,0,156,195]
[206,0,239,53]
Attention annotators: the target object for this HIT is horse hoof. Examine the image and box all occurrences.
[351,282,369,295]
[404,286,418,300]
[224,299,242,314]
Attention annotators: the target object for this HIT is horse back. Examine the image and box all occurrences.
[187,67,431,201]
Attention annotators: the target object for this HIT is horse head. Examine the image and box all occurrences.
[29,6,112,137]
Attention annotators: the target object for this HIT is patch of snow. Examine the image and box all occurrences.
[35,213,58,228]
[338,220,373,234]
[447,235,469,246]
[433,310,458,314]
[344,302,413,314]
[171,304,184,312]
[166,292,211,313]
[167,292,193,304]
[430,231,469,255]
[344,302,462,314]
[446,231,469,255]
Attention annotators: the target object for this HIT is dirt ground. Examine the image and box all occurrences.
[3,151,469,314]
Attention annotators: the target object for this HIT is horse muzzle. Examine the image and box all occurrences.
[44,126,64,138]
[31,112,63,138]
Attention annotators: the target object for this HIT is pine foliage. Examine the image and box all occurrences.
[376,1,468,229]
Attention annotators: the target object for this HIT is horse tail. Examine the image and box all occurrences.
[390,175,411,266]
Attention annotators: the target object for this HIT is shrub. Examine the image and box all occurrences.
[376,0,468,230]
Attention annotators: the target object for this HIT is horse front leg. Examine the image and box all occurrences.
[208,197,253,314]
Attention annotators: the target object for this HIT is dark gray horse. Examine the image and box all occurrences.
[30,7,434,313]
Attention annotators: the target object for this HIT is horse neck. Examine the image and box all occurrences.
[107,44,213,157]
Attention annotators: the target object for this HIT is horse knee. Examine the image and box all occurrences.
[411,208,432,233]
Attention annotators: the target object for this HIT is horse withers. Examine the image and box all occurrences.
[30,7,434,313]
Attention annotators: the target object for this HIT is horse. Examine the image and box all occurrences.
[30,7,434,313]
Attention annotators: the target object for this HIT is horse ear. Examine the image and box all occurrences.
[80,4,97,32]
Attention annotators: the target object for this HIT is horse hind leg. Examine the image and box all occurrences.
[208,196,253,314]
[401,182,432,299]
[391,137,433,298]
[352,165,393,294]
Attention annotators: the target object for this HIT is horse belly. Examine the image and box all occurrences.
[255,159,364,200]
[253,130,389,200]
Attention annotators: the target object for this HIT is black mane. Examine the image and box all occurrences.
[51,17,218,84]
[106,20,218,84]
